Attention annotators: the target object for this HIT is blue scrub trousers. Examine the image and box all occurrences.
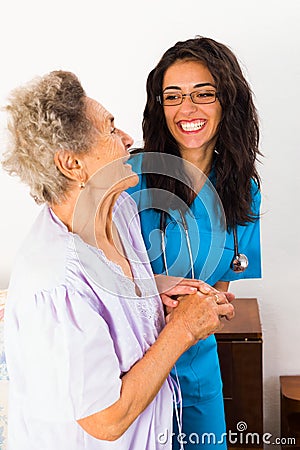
[172,392,227,449]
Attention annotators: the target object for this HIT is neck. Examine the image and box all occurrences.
[52,185,134,280]
[51,186,121,248]
[180,148,214,176]
[93,193,120,245]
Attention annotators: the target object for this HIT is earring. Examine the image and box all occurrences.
[79,181,85,189]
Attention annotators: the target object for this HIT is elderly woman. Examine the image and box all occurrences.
[2,71,234,450]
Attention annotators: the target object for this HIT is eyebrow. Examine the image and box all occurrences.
[163,82,215,92]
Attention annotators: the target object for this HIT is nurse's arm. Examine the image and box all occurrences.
[213,281,230,292]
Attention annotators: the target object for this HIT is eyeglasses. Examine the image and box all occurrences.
[157,89,218,106]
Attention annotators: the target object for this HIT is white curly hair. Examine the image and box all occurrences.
[2,70,96,204]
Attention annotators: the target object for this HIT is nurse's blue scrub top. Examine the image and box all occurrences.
[127,153,262,406]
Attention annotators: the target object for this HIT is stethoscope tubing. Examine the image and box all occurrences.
[160,210,248,276]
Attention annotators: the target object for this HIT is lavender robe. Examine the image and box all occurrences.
[4,192,173,449]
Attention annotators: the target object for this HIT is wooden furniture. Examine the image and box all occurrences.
[280,375,300,449]
[215,298,263,449]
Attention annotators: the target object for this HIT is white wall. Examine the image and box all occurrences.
[1,0,299,444]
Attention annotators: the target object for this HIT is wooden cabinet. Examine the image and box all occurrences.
[280,375,300,449]
[215,298,263,450]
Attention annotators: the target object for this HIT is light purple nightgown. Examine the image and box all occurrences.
[4,192,174,449]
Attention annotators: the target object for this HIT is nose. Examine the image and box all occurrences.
[120,130,134,151]
[178,94,201,115]
[180,95,198,111]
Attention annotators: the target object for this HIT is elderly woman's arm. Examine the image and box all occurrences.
[77,291,234,440]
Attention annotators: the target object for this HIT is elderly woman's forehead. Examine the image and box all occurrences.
[86,97,113,122]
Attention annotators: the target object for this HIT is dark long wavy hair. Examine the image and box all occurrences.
[140,36,262,229]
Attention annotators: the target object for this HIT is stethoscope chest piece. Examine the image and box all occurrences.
[230,253,249,272]
[230,226,249,272]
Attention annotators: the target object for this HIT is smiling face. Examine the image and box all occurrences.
[82,97,138,191]
[162,60,222,161]
[84,97,132,173]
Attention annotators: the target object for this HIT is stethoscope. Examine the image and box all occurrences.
[160,210,249,276]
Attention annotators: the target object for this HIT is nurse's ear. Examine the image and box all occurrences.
[54,150,87,186]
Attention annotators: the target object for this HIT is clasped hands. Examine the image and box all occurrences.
[155,275,235,342]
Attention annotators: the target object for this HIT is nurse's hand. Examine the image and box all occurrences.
[154,274,235,314]
[165,291,235,341]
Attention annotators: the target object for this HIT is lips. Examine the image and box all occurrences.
[179,119,206,132]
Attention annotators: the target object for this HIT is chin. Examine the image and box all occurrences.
[114,173,139,194]
[126,172,139,188]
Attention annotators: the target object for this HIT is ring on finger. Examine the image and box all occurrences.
[214,293,221,304]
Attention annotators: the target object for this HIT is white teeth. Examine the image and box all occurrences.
[180,120,205,131]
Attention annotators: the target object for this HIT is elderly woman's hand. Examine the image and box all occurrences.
[155,274,235,315]
[165,290,235,342]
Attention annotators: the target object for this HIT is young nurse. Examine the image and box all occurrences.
[128,36,262,449]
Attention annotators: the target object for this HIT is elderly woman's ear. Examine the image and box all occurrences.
[54,150,87,185]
